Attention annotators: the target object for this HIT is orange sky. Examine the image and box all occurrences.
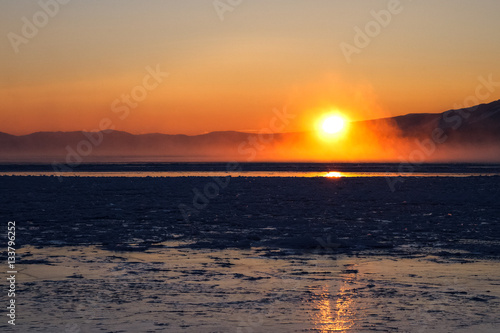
[1,0,500,135]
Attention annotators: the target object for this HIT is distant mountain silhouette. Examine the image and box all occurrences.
[0,129,285,162]
[1,100,499,162]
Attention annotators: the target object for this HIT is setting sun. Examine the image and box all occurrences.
[322,115,346,135]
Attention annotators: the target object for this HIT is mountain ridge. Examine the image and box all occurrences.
[1,99,499,162]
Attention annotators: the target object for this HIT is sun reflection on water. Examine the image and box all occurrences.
[324,171,343,178]
[312,282,356,332]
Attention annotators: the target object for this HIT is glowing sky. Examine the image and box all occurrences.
[1,0,500,135]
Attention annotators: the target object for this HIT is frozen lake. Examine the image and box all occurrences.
[1,167,499,332]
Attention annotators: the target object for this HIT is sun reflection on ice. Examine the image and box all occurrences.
[324,171,343,178]
[312,282,356,332]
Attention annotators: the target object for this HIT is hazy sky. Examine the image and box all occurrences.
[1,0,500,135]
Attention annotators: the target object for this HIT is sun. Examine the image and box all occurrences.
[322,115,346,134]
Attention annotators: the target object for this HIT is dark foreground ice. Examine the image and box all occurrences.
[3,176,500,258]
[1,175,499,332]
